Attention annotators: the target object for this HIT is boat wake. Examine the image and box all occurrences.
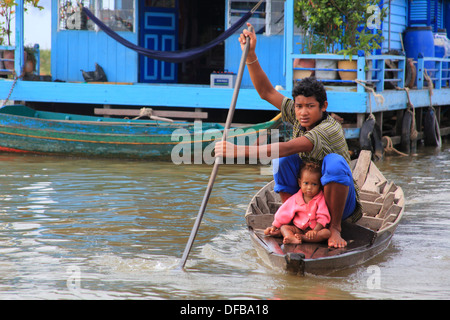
[200,229,268,274]
[92,253,180,273]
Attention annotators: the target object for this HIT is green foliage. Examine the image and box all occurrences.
[295,0,342,53]
[0,0,44,45]
[294,0,388,56]
[39,48,50,75]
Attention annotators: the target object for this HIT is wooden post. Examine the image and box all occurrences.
[435,59,442,90]
[285,0,294,94]
[375,111,383,136]
[417,54,424,89]
[397,57,405,88]
[357,113,366,128]
[356,52,366,93]
[14,0,25,78]
[375,57,385,92]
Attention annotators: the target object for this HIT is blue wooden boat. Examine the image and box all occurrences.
[0,105,281,160]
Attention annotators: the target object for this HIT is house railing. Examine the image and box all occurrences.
[416,55,450,90]
[365,54,406,92]
[0,44,40,77]
[0,45,16,75]
[291,53,450,92]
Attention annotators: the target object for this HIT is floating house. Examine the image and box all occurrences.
[0,0,449,151]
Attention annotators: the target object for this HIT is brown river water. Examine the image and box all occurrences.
[0,140,449,300]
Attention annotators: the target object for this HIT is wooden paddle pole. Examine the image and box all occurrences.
[178,27,253,270]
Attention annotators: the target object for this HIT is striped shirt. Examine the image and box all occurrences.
[281,97,362,221]
[281,97,350,164]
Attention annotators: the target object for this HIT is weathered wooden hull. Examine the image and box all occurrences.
[0,105,280,160]
[245,151,404,276]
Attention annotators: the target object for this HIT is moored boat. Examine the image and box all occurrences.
[245,150,404,275]
[0,105,281,160]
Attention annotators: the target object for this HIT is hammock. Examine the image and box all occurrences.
[82,1,261,64]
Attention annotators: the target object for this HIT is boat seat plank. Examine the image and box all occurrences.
[382,181,395,195]
[377,192,395,218]
[250,203,265,216]
[255,196,271,214]
[353,150,372,188]
[375,180,387,193]
[357,216,384,231]
[246,214,274,230]
[361,200,382,216]
[367,161,388,183]
[360,191,380,202]
[94,108,208,120]
[362,172,381,193]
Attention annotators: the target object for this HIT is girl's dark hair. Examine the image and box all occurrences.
[298,162,322,188]
[299,161,322,176]
[292,77,327,107]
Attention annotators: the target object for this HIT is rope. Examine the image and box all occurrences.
[423,68,436,110]
[382,136,408,156]
[354,80,415,157]
[132,107,174,123]
[423,68,434,98]
[354,79,385,106]
[1,70,24,108]
[395,86,418,142]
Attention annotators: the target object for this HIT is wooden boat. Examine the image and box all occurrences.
[245,150,404,275]
[0,105,281,160]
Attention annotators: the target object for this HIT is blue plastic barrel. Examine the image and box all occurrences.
[404,27,435,79]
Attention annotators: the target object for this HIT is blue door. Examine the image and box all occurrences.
[139,0,178,83]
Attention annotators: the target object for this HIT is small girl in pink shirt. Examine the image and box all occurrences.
[265,162,331,244]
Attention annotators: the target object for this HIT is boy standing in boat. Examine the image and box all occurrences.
[215,23,361,248]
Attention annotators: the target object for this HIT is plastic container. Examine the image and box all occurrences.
[210,71,236,88]
[404,27,435,78]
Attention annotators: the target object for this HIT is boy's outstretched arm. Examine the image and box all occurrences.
[214,136,313,160]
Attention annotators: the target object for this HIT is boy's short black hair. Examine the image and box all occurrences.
[292,77,327,107]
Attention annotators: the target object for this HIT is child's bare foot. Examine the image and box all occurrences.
[282,234,302,244]
[301,228,331,243]
[264,226,281,237]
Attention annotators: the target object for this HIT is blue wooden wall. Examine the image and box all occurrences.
[51,1,138,83]
[382,0,408,52]
[224,35,286,89]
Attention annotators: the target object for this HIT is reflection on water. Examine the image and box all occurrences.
[0,140,449,299]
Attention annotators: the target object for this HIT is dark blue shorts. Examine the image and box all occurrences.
[272,153,356,220]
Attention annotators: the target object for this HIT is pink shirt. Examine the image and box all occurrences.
[272,190,330,230]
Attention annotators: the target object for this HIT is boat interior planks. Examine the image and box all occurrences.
[245,150,404,275]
